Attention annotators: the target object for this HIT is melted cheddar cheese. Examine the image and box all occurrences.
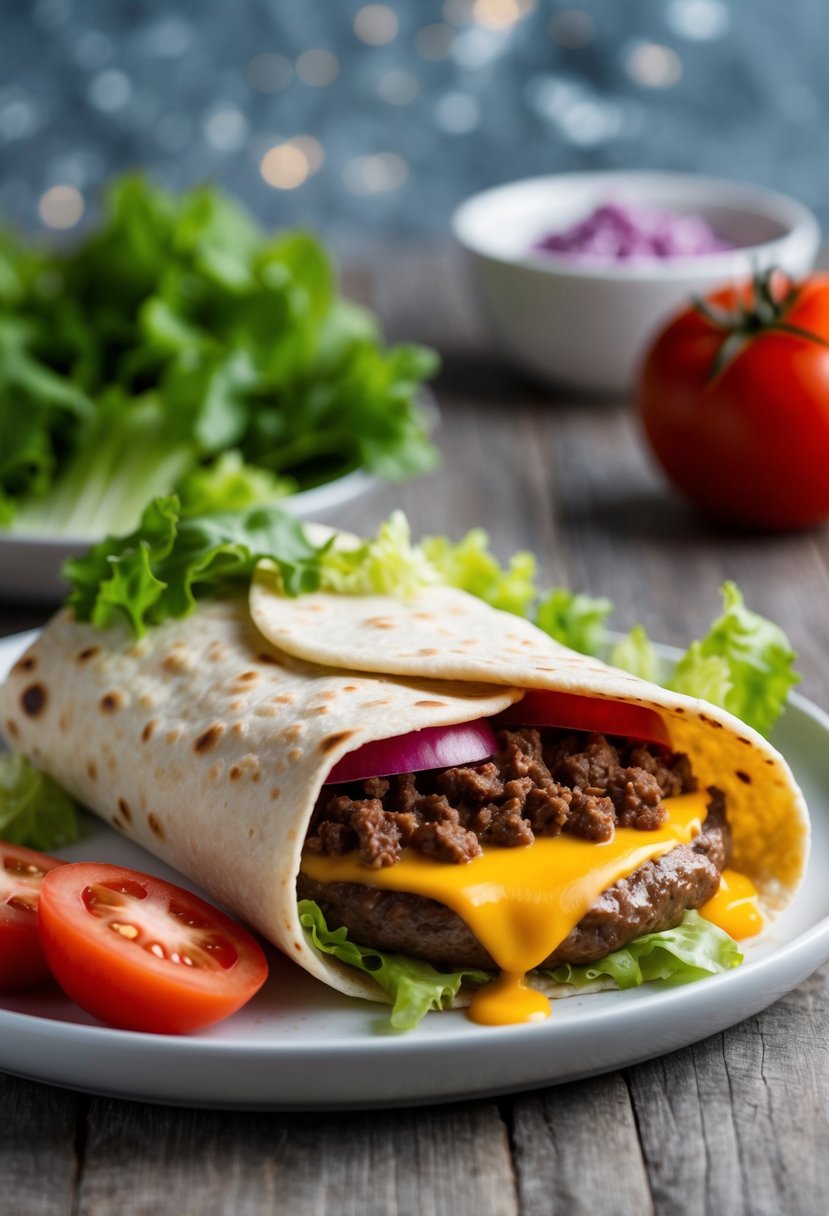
[700,868,763,940]
[301,791,711,1026]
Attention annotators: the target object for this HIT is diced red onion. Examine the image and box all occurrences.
[534,203,732,262]
[325,719,499,785]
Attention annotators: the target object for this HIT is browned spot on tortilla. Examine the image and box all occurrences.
[165,729,181,745]
[111,816,123,830]
[229,765,242,781]
[738,737,752,746]
[288,748,303,762]
[282,723,305,743]
[86,759,97,781]
[674,707,685,714]
[231,722,246,738]
[148,813,165,839]
[416,700,446,708]
[343,685,358,692]
[272,693,295,705]
[414,612,435,620]
[228,699,245,712]
[257,653,282,666]
[142,719,157,743]
[76,646,100,663]
[208,645,228,663]
[4,717,20,740]
[319,730,355,755]
[248,827,256,839]
[118,798,132,823]
[418,648,439,656]
[311,705,330,715]
[194,723,225,754]
[21,684,47,717]
[364,617,395,629]
[294,942,302,951]
[252,771,261,783]
[162,650,189,674]
[736,771,752,785]
[99,691,123,714]
[270,787,281,800]
[765,758,775,766]
[58,709,72,733]
[13,655,37,675]
[235,671,260,684]
[138,694,154,710]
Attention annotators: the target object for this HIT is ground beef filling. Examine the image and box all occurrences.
[297,790,731,969]
[305,728,697,869]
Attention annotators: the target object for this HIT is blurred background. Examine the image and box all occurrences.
[1,0,825,247]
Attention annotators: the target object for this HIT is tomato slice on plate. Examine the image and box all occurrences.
[0,841,65,990]
[495,689,672,746]
[38,863,268,1034]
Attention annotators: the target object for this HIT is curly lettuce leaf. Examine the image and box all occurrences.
[609,624,659,682]
[301,901,740,1030]
[535,588,613,655]
[64,495,329,636]
[544,911,742,990]
[669,581,799,737]
[0,753,79,850]
[421,529,538,617]
[177,451,295,517]
[299,899,488,1031]
[0,176,438,535]
[318,511,440,599]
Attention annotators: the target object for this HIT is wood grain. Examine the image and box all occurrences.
[2,247,829,1215]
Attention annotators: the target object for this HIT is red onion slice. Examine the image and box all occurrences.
[325,719,499,785]
[495,690,671,746]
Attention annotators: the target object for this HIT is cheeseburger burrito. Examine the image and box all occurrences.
[0,502,809,1028]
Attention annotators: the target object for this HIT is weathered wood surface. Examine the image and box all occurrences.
[2,248,829,1215]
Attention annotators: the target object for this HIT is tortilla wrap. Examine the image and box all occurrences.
[0,578,809,1010]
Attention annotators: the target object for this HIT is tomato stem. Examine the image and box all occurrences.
[693,267,829,381]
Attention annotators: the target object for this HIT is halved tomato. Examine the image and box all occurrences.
[38,863,268,1034]
[495,689,672,746]
[0,841,65,990]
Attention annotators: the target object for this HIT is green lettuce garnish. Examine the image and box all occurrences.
[65,495,330,636]
[0,753,79,850]
[298,899,489,1030]
[317,511,440,600]
[669,581,799,737]
[300,901,741,1030]
[543,911,741,990]
[0,175,438,537]
[609,624,659,683]
[536,588,613,656]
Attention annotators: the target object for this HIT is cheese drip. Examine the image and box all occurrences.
[301,791,708,1026]
[700,868,763,940]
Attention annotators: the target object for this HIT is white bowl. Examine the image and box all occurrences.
[452,172,821,394]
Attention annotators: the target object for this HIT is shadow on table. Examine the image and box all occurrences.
[436,350,627,411]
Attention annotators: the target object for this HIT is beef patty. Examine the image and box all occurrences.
[297,790,731,970]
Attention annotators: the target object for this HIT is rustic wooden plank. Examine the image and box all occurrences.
[75,1098,517,1216]
[0,1073,81,1215]
[508,1075,654,1216]
[626,966,829,1216]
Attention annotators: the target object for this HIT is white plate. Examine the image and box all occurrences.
[0,628,827,1110]
[0,472,380,605]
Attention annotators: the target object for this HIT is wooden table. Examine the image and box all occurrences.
[3,250,829,1215]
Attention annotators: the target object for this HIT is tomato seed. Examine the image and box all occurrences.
[3,858,45,879]
[6,894,37,913]
[109,921,139,940]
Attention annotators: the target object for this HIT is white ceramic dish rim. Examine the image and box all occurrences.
[452,171,821,282]
[0,627,827,1108]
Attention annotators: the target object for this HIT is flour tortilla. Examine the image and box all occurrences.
[0,576,809,1014]
[250,570,810,904]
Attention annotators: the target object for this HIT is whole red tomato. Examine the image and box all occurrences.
[638,271,829,530]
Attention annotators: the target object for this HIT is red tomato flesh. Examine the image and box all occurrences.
[495,690,671,746]
[0,841,65,990]
[38,863,268,1034]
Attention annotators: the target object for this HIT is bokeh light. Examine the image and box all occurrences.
[354,6,399,46]
[295,49,340,87]
[342,152,409,196]
[472,0,534,30]
[377,69,419,105]
[260,143,310,190]
[38,185,84,229]
[625,43,683,88]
